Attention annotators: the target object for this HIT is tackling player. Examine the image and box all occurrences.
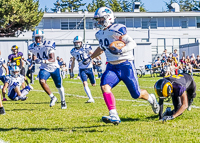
[8,45,33,89]
[2,66,31,101]
[28,29,67,109]
[70,36,95,103]
[154,73,196,121]
[83,7,159,125]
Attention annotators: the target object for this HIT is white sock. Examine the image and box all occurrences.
[21,89,29,97]
[109,109,117,115]
[57,86,65,102]
[49,93,54,98]
[148,94,154,105]
[84,86,93,100]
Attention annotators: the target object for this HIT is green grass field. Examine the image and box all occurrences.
[0,75,200,143]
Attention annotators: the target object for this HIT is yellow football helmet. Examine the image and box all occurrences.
[154,78,173,98]
[11,45,19,54]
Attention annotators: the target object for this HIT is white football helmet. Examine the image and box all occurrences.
[73,36,83,49]
[32,29,44,46]
[11,66,20,78]
[94,7,114,29]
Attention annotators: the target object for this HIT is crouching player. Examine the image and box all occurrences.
[154,73,196,121]
[2,66,31,101]
[70,36,95,103]
[83,7,159,125]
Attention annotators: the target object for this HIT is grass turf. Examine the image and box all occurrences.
[0,75,200,142]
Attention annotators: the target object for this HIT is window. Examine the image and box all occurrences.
[158,18,164,27]
[126,18,133,28]
[157,39,165,54]
[77,22,84,29]
[165,18,172,27]
[173,38,180,51]
[181,21,187,28]
[116,18,125,25]
[86,22,93,29]
[188,38,196,43]
[173,17,180,27]
[61,22,68,30]
[150,21,157,29]
[134,18,141,28]
[196,17,200,28]
[43,19,51,29]
[142,21,148,29]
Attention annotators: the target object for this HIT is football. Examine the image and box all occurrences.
[109,41,125,51]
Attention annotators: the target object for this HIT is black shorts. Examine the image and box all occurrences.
[20,67,25,76]
[187,79,196,99]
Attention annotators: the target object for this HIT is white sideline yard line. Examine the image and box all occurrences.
[31,90,200,109]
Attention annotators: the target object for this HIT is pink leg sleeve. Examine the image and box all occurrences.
[103,92,116,110]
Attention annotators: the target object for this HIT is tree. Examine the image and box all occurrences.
[51,0,62,12]
[87,0,107,12]
[108,0,123,12]
[165,0,198,11]
[121,0,132,12]
[0,0,43,37]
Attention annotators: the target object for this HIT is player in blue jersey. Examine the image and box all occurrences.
[28,29,67,109]
[70,36,95,103]
[83,7,160,125]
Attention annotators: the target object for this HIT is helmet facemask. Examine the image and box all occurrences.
[35,36,43,46]
[74,42,82,49]
[11,45,19,54]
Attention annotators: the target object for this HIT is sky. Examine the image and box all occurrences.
[39,0,168,12]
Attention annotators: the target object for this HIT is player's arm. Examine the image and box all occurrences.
[43,50,55,64]
[2,82,8,98]
[21,81,25,89]
[71,57,76,72]
[119,34,137,53]
[91,47,104,59]
[2,63,9,75]
[173,91,188,118]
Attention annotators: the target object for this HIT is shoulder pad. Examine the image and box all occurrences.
[18,52,23,56]
[44,40,56,49]
[83,44,92,51]
[28,43,36,50]
[8,54,13,60]
[95,30,101,40]
[70,48,76,54]
[109,24,127,35]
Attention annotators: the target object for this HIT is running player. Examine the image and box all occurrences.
[83,7,159,125]
[70,36,95,103]
[28,29,67,109]
[154,73,196,121]
[2,66,31,101]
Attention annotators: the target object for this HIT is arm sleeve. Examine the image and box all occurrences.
[120,34,137,53]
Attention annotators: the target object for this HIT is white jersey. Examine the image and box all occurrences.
[0,58,6,76]
[70,44,93,69]
[95,24,134,62]
[5,75,24,96]
[28,40,60,72]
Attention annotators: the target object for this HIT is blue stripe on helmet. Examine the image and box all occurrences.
[36,30,39,34]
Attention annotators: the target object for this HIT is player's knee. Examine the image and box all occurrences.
[55,83,61,88]
[92,84,96,86]
[101,84,111,93]
[39,79,46,84]
[83,81,88,87]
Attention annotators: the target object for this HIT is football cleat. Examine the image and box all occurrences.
[0,107,5,115]
[187,98,193,111]
[50,96,57,107]
[102,114,121,125]
[21,96,28,101]
[86,99,95,103]
[149,93,160,114]
[29,84,34,90]
[61,101,67,109]
[14,97,19,101]
[162,107,171,117]
[2,98,7,101]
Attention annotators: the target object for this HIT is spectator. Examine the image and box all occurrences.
[195,55,200,68]
[169,53,172,58]
[167,56,172,63]
[162,49,168,59]
[177,62,183,74]
[92,58,97,76]
[58,58,63,66]
[60,62,67,79]
[180,56,186,64]
[185,56,191,64]
[172,49,179,61]
[154,56,161,67]
[26,53,35,84]
[68,57,74,79]
[95,56,103,79]
[190,53,196,66]
[161,56,166,64]
[170,61,176,75]
[165,62,171,76]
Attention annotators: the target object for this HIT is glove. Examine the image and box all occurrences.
[162,115,174,122]
[82,57,92,65]
[108,47,122,55]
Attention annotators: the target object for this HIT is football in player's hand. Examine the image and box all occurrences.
[109,41,125,51]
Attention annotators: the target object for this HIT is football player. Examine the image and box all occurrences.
[0,50,10,101]
[154,73,196,121]
[28,29,67,109]
[8,45,33,89]
[70,36,95,103]
[83,7,159,125]
[2,66,31,101]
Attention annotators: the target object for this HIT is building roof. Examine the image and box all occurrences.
[44,11,200,18]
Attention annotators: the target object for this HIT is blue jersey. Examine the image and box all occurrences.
[95,24,134,62]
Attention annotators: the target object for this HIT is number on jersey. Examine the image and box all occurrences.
[37,52,48,60]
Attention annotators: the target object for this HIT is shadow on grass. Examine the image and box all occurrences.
[120,115,159,122]
[145,114,159,120]
[120,118,140,122]
[4,102,49,105]
[11,109,34,111]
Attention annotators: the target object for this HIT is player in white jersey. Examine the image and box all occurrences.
[28,29,66,109]
[2,66,31,101]
[0,50,9,101]
[83,7,160,125]
[70,36,95,103]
